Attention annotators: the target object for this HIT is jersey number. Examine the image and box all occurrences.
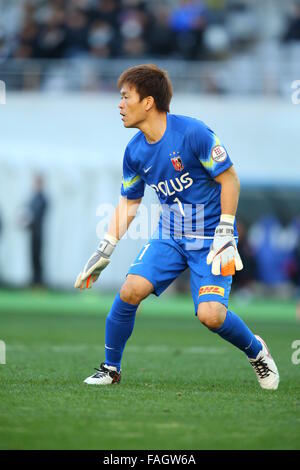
[138,243,150,261]
[173,197,185,217]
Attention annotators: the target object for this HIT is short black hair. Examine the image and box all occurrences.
[117,64,173,112]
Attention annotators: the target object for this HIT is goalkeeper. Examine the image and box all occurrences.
[75,64,279,390]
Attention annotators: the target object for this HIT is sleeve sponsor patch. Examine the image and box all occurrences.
[198,285,225,297]
[211,145,227,163]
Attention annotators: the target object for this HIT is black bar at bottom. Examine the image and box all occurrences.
[0,450,299,466]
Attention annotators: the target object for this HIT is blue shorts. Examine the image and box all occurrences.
[127,231,233,314]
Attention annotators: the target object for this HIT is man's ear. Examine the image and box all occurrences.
[144,96,155,111]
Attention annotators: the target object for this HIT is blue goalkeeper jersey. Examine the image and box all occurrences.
[121,113,237,238]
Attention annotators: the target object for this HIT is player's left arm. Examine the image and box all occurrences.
[207,165,243,276]
[214,165,240,217]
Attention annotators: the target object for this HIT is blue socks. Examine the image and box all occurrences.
[105,294,261,371]
[104,293,138,371]
[212,310,262,359]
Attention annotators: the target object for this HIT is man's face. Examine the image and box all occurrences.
[118,83,148,128]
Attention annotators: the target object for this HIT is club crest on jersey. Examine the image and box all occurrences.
[170,152,184,171]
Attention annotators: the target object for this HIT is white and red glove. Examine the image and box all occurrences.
[74,234,118,290]
[207,218,243,276]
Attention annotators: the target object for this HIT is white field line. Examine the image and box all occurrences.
[7,344,224,354]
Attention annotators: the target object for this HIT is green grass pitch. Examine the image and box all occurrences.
[0,289,300,450]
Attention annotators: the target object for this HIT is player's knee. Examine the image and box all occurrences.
[120,283,142,304]
[120,276,153,305]
[197,302,226,330]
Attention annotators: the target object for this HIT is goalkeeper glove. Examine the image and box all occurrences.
[74,234,118,290]
[207,220,243,276]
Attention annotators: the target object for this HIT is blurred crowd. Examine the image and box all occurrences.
[0,0,240,62]
[0,0,299,93]
[233,216,300,298]
[1,0,300,63]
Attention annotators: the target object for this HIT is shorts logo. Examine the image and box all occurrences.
[211,145,227,163]
[198,285,225,297]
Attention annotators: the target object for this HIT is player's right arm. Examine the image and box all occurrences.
[75,143,145,290]
[74,197,142,290]
[107,196,142,241]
